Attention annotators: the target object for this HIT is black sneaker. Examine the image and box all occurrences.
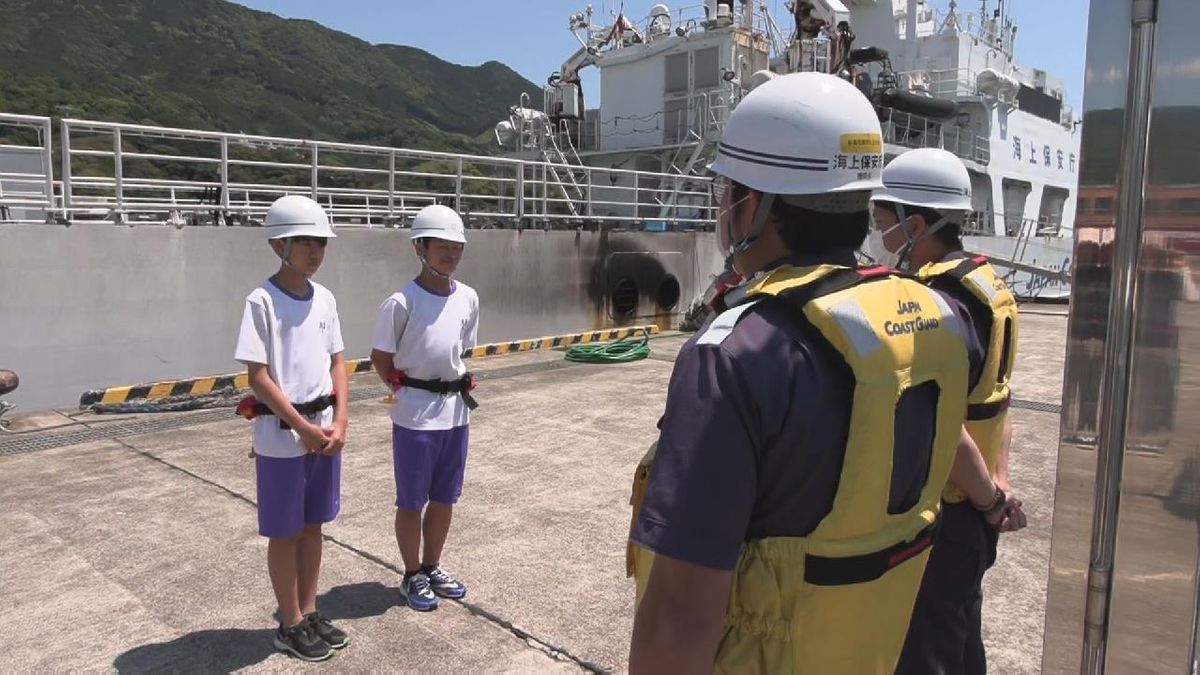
[423,565,467,599]
[306,611,350,650]
[274,620,334,662]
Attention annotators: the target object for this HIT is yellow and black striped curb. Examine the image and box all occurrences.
[79,360,374,408]
[462,325,659,359]
[78,325,660,407]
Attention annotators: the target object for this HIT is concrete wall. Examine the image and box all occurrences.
[0,225,724,411]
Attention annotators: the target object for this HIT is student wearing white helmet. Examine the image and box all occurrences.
[370,204,480,611]
[872,149,1028,675]
[865,147,974,270]
[626,73,1009,674]
[234,194,349,661]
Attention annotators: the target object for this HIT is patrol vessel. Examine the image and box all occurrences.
[493,0,1079,300]
[0,0,1078,411]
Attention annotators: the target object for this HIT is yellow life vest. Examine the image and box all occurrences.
[627,263,970,674]
[917,255,1018,504]
[627,441,658,603]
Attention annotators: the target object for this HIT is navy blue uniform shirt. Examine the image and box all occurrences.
[631,249,986,571]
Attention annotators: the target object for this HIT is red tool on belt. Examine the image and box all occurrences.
[236,395,260,420]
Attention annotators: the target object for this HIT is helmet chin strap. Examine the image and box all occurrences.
[725,193,776,274]
[416,241,453,280]
[275,239,311,279]
[892,204,952,272]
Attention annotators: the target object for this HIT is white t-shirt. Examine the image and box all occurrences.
[235,279,345,458]
[372,279,480,430]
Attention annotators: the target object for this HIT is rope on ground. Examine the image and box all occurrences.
[86,390,246,415]
[563,329,651,364]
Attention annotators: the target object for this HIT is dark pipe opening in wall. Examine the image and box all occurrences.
[656,275,681,311]
[611,277,640,320]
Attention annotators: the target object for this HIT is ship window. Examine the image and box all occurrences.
[967,173,993,234]
[1002,179,1032,236]
[694,47,720,89]
[1038,187,1070,235]
[665,52,689,94]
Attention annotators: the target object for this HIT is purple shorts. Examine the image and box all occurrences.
[392,424,469,511]
[255,453,342,538]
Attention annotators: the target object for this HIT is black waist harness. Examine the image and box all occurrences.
[393,372,479,411]
[249,394,336,430]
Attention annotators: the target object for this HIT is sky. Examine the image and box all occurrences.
[231,0,1090,111]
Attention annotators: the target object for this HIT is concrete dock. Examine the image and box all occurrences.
[0,308,1069,674]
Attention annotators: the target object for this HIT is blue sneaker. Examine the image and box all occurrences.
[424,565,467,599]
[400,573,439,611]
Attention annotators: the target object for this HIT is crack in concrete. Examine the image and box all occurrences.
[108,437,607,673]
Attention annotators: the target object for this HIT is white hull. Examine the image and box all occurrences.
[964,235,1073,300]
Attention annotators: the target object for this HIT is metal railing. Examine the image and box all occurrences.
[963,210,1069,238]
[900,68,980,99]
[637,3,775,43]
[879,106,991,165]
[514,88,730,155]
[0,113,54,222]
[901,67,1077,130]
[664,90,731,146]
[38,116,717,228]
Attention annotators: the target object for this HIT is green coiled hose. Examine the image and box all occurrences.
[563,330,652,363]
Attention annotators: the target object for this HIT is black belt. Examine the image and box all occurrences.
[803,520,939,587]
[400,374,479,411]
[251,394,336,430]
[967,395,1010,421]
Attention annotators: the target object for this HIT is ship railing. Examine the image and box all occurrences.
[0,113,55,223]
[593,89,728,149]
[962,211,995,236]
[696,91,730,140]
[898,68,980,99]
[1061,103,1077,129]
[889,7,1014,59]
[963,211,1069,238]
[956,9,1015,56]
[878,106,990,165]
[20,116,717,229]
[636,3,773,41]
[792,37,833,75]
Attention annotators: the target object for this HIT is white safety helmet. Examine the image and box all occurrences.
[707,72,883,259]
[410,204,467,244]
[871,148,972,212]
[263,195,336,240]
[864,149,972,270]
[708,72,884,197]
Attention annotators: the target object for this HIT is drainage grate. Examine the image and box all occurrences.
[0,359,587,457]
[1012,398,1062,415]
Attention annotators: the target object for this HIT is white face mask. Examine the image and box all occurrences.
[863,221,905,269]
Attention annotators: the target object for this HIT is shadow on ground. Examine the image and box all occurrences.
[112,581,402,673]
